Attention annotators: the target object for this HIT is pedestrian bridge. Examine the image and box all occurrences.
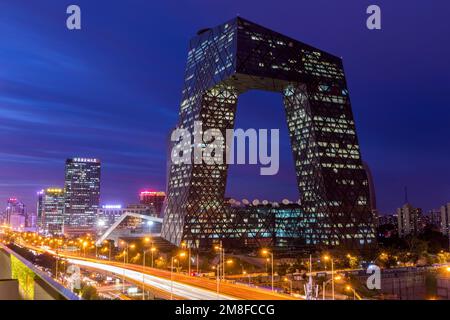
[0,244,80,300]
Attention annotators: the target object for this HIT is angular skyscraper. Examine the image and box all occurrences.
[162,17,376,250]
[397,203,422,237]
[64,158,101,228]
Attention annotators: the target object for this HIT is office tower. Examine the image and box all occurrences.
[64,158,101,228]
[36,190,44,229]
[39,188,65,235]
[4,198,25,225]
[397,203,422,237]
[139,191,166,216]
[426,209,442,228]
[162,17,376,249]
[25,212,37,229]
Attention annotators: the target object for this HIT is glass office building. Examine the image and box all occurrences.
[64,158,101,228]
[39,188,65,235]
[162,17,376,250]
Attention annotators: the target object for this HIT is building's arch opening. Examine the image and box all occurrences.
[225,89,299,203]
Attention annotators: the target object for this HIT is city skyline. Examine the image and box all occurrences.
[1,2,450,303]
[1,1,450,215]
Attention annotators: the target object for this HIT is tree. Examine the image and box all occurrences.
[276,262,289,277]
[403,235,428,263]
[81,285,99,300]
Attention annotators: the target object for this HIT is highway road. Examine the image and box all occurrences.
[16,241,298,300]
[67,257,236,300]
[65,256,298,300]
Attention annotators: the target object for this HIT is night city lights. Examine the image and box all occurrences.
[0,1,450,318]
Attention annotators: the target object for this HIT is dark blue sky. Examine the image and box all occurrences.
[1,1,449,214]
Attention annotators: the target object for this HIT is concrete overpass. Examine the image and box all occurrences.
[0,244,80,300]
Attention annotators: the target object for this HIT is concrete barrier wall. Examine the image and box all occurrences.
[0,279,21,300]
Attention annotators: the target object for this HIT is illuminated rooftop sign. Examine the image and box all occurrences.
[102,204,122,209]
[72,158,99,163]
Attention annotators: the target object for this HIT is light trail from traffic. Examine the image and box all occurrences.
[66,257,237,300]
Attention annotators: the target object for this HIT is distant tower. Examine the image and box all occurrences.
[4,198,25,225]
[397,203,422,237]
[64,158,101,228]
[36,190,44,229]
[441,203,450,250]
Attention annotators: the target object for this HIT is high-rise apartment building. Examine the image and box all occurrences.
[162,17,376,250]
[64,158,101,228]
[378,214,398,226]
[441,203,450,240]
[397,203,422,237]
[39,188,65,235]
[426,209,442,229]
[36,190,44,229]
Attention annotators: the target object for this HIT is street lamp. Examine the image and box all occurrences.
[82,241,88,257]
[243,270,251,285]
[345,285,358,300]
[284,277,293,295]
[170,251,186,300]
[322,254,335,300]
[103,240,112,261]
[181,242,192,275]
[262,249,274,292]
[140,245,158,300]
[150,247,156,268]
[128,244,136,263]
[225,259,233,278]
[214,242,225,280]
[323,275,341,300]
[170,258,177,300]
[120,241,135,293]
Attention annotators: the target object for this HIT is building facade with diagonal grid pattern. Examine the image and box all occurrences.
[161,17,376,251]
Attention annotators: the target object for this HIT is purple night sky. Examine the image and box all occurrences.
[0,1,449,214]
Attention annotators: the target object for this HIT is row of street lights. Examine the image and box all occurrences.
[259,251,348,299]
[10,230,369,300]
